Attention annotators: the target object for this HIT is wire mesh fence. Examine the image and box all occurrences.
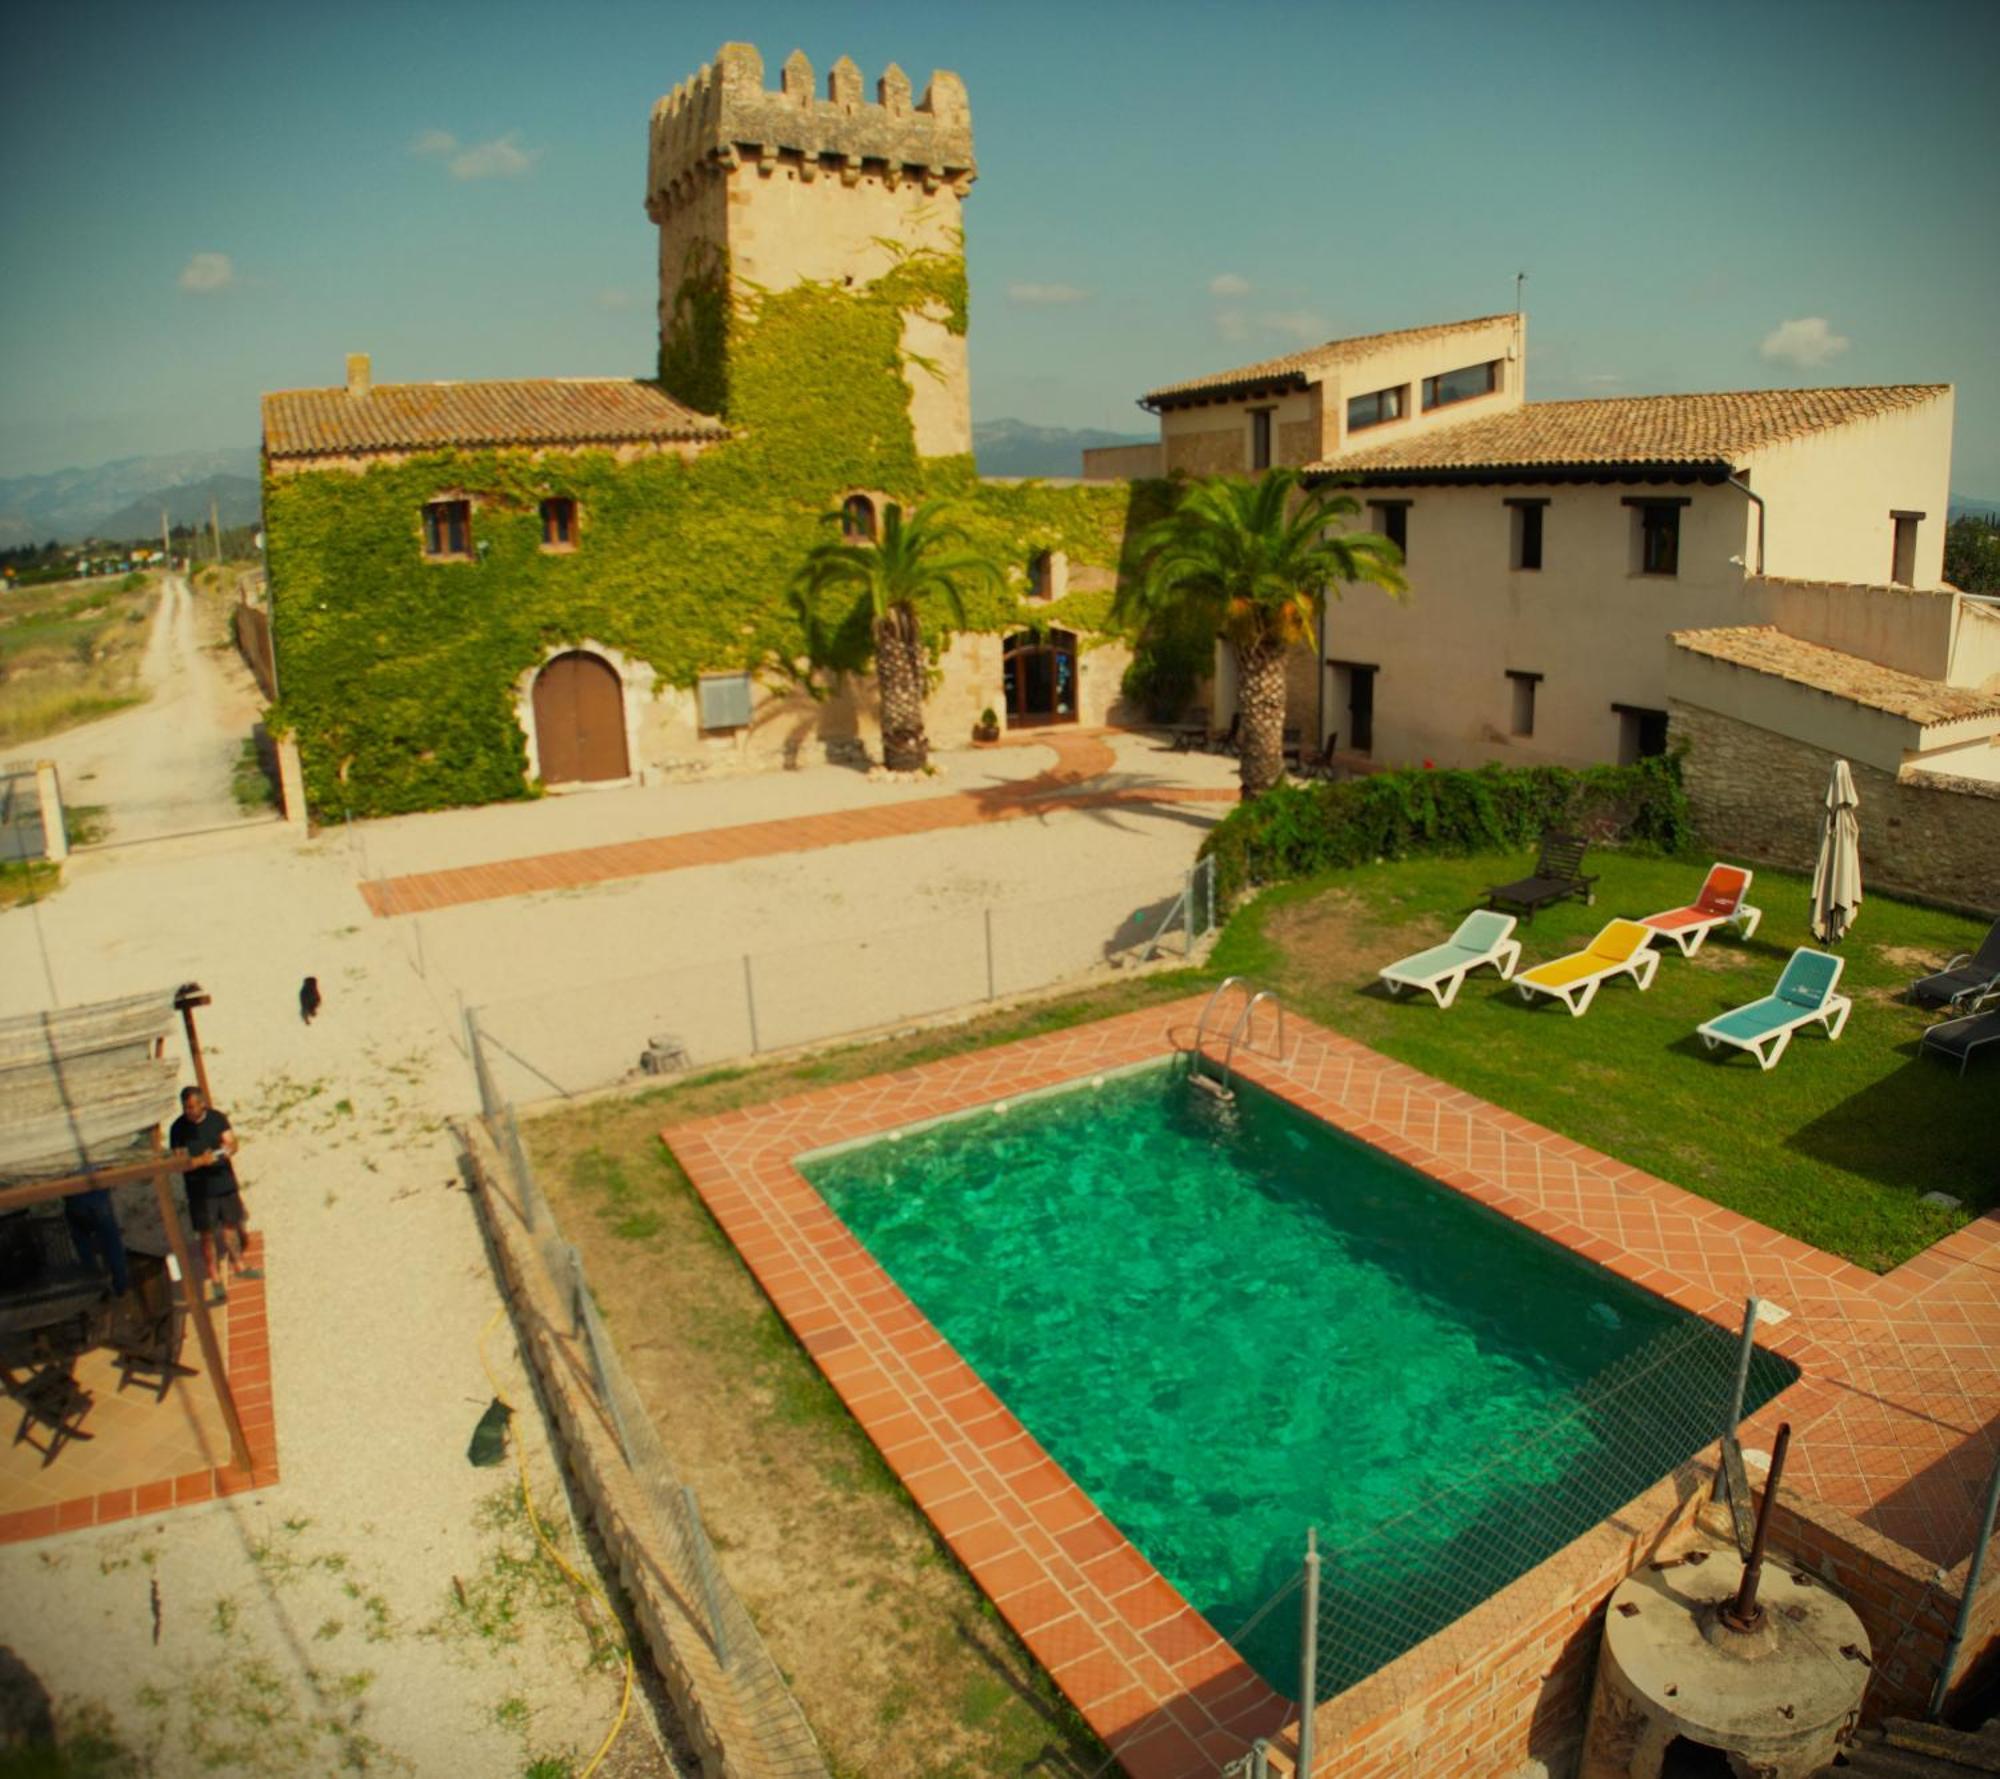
[477,1074,830,1777]
[1252,1311,1800,1718]
[465,859,1216,1107]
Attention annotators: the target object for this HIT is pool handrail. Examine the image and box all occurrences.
[1217,990,1287,1097]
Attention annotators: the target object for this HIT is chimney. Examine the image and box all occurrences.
[345,353,372,398]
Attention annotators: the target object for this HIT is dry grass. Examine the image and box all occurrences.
[0,573,157,747]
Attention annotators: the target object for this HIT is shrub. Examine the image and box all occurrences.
[1198,753,1694,902]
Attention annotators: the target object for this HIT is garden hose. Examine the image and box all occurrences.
[479,1304,635,1778]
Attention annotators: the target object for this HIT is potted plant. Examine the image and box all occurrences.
[973,707,1001,744]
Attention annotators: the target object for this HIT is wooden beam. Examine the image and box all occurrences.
[147,1130,252,1474]
[0,1149,201,1214]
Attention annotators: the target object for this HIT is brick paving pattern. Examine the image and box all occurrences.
[664,998,2000,1778]
[360,731,1236,917]
[0,1234,279,1545]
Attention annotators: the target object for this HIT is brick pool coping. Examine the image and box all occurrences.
[662,996,2000,1776]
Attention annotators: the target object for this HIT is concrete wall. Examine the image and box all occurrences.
[1753,576,1959,682]
[1671,698,2000,916]
[1951,598,2000,688]
[1316,482,1759,767]
[1742,391,1954,589]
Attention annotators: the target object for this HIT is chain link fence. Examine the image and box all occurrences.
[464,859,1215,1107]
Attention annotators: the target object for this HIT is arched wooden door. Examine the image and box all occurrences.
[1002,628,1078,727]
[532,651,628,783]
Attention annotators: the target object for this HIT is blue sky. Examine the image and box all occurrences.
[3,0,1996,490]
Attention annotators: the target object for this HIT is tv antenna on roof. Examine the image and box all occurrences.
[1515,270,1527,313]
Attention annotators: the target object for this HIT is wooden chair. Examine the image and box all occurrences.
[111,1255,195,1402]
[1485,831,1598,921]
[5,1353,95,1467]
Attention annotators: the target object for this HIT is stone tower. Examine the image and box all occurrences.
[646,43,977,456]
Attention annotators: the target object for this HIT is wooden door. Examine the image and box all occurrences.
[533,652,628,783]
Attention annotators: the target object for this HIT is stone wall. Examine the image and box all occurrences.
[1165,426,1245,477]
[1671,700,2000,917]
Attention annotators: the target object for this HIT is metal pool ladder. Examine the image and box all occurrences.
[1188,976,1287,1105]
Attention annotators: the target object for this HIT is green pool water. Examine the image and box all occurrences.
[802,1062,1792,1697]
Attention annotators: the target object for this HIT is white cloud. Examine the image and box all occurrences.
[1209,273,1251,299]
[1759,316,1850,369]
[1213,309,1249,344]
[1006,281,1089,306]
[412,128,542,180]
[595,287,634,311]
[178,252,234,294]
[1257,309,1329,344]
[410,128,458,157]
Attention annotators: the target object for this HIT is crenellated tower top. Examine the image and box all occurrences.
[646,42,975,222]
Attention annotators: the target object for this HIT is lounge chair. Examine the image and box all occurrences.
[1908,919,2000,1009]
[1697,949,1851,1071]
[1921,986,2000,1076]
[1638,864,1763,958]
[1205,712,1240,757]
[1486,832,1597,921]
[1514,919,1659,1016]
[1168,708,1211,753]
[1379,911,1521,1008]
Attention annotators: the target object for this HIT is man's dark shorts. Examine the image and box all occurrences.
[187,1187,246,1234]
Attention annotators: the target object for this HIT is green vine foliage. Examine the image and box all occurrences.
[267,245,1177,818]
[1199,754,1695,903]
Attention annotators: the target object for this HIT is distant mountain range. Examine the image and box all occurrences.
[0,447,261,547]
[973,417,1150,479]
[1951,491,2000,522]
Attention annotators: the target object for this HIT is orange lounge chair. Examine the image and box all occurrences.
[1639,864,1762,958]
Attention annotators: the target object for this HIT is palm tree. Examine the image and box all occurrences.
[1119,469,1407,799]
[792,500,1003,772]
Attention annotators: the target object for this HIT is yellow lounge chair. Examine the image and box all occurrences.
[1515,919,1661,1017]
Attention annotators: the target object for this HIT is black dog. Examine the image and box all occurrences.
[299,976,322,1024]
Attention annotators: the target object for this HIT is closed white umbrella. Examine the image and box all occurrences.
[1810,759,1863,944]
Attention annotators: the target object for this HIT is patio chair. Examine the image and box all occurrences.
[1282,725,1304,768]
[1908,918,2000,1009]
[1379,910,1521,1009]
[1920,986,2000,1076]
[1293,735,1340,781]
[1205,712,1241,757]
[1168,708,1211,753]
[1638,864,1763,958]
[1485,831,1598,921]
[110,1255,195,1402]
[1514,919,1659,1017]
[1697,948,1851,1071]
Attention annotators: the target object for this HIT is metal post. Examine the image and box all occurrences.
[984,907,997,1000]
[1184,867,1197,956]
[1931,1445,2000,1718]
[567,1243,587,1341]
[1721,1422,1790,1633]
[1714,1294,1761,1499]
[1251,1739,1271,1779]
[682,1485,731,1666]
[1297,1526,1320,1778]
[465,1005,494,1121]
[742,954,760,1054]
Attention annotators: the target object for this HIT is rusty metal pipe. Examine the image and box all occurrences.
[1722,1421,1791,1632]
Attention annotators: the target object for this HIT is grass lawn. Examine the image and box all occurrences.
[0,572,155,746]
[1210,848,1991,1272]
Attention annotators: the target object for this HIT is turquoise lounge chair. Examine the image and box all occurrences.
[1379,910,1521,1008]
[1697,949,1851,1071]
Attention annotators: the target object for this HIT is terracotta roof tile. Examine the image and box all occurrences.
[1672,625,2000,728]
[1309,386,1947,475]
[262,379,726,459]
[1142,314,1516,406]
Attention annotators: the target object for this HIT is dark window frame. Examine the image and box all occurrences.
[1329,657,1378,754]
[1345,384,1409,433]
[539,496,577,552]
[1421,359,1501,412]
[1890,509,1924,585]
[1506,669,1542,738]
[840,493,878,542]
[1369,499,1410,555]
[1612,701,1671,763]
[421,498,472,561]
[1506,497,1547,571]
[1249,407,1274,472]
[1623,496,1689,577]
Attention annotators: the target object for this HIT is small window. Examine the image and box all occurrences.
[1346,385,1407,433]
[1626,499,1685,576]
[1370,501,1409,555]
[698,671,754,732]
[422,499,471,560]
[1891,511,1922,585]
[1249,408,1273,472]
[1507,670,1541,737]
[1508,500,1546,571]
[1614,703,1670,764]
[540,497,577,551]
[840,494,877,541]
[1028,551,1055,603]
[1422,360,1500,411]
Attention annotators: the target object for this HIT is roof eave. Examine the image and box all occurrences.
[1141,370,1312,414]
[1303,458,1737,488]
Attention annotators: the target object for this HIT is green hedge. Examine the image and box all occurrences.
[1199,755,1694,902]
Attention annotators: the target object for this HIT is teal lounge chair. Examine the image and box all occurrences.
[1379,910,1521,1008]
[1697,948,1851,1071]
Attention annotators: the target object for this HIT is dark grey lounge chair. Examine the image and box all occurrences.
[1921,987,2000,1076]
[1485,831,1598,922]
[1909,920,2000,1008]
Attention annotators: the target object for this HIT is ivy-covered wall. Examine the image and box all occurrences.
[266,246,1172,818]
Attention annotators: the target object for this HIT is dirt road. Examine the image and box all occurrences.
[37,574,268,845]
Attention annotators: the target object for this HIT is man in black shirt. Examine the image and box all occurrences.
[168,1086,260,1304]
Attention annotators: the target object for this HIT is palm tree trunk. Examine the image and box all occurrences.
[875,605,930,771]
[1235,635,1289,799]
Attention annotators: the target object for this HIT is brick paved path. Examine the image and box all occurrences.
[360,731,1236,917]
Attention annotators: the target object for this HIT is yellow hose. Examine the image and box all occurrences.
[480,1304,635,1778]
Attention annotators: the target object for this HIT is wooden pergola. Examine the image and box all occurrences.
[0,984,250,1472]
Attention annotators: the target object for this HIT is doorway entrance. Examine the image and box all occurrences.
[1002,628,1078,727]
[532,651,629,783]
[1330,659,1377,754]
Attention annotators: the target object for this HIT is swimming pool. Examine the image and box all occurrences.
[802,1060,1793,1694]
